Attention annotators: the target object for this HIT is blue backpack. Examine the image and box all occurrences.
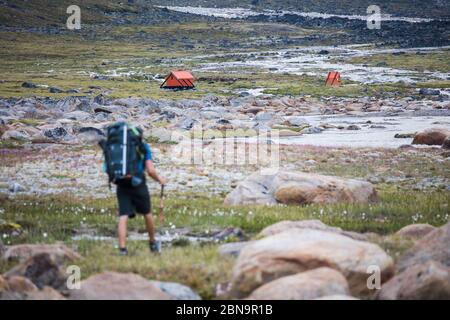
[99,122,145,187]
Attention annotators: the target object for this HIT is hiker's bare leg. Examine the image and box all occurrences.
[118,216,128,248]
[144,213,156,242]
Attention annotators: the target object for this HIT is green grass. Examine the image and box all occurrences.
[263,76,412,98]
[0,27,253,99]
[73,241,234,300]
[347,50,450,73]
[10,119,45,126]
[0,140,26,149]
[416,80,450,89]
[1,188,448,244]
[2,23,443,100]
[0,237,233,299]
[279,146,450,186]
[0,188,448,297]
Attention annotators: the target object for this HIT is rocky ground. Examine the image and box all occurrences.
[1,93,449,196]
[1,92,449,299]
[0,1,449,300]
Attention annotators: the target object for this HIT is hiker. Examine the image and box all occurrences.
[100,122,167,256]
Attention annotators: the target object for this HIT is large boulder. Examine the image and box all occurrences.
[283,116,309,127]
[150,281,201,300]
[247,267,350,300]
[219,241,253,257]
[69,272,170,300]
[114,98,143,108]
[147,127,173,143]
[224,174,276,205]
[2,244,81,262]
[4,253,68,291]
[8,183,26,193]
[442,136,450,149]
[43,126,68,141]
[419,88,440,96]
[254,112,275,122]
[1,275,36,292]
[315,295,359,300]
[259,220,367,241]
[377,261,450,300]
[21,81,39,88]
[277,129,302,137]
[395,223,436,240]
[64,111,91,121]
[1,129,30,141]
[231,229,394,297]
[22,286,66,300]
[0,275,37,300]
[76,126,105,144]
[412,128,450,146]
[396,221,450,273]
[224,171,378,206]
[0,275,65,300]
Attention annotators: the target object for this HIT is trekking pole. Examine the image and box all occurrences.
[159,184,165,225]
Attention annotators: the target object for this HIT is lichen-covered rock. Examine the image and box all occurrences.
[2,243,81,262]
[231,228,393,297]
[4,252,68,291]
[377,260,450,300]
[315,294,359,300]
[246,268,350,300]
[1,130,30,141]
[412,128,450,145]
[395,223,436,240]
[224,171,378,206]
[396,221,450,273]
[69,272,170,300]
[442,136,450,149]
[150,281,201,300]
[259,220,367,241]
[0,275,65,300]
[218,241,253,257]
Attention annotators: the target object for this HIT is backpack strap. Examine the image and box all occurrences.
[130,125,145,160]
[130,126,140,136]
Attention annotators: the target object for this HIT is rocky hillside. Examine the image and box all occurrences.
[0,0,207,28]
[2,0,449,29]
[156,0,450,19]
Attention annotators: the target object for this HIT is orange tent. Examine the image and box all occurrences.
[325,71,341,86]
[160,71,195,89]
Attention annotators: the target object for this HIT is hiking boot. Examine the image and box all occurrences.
[119,247,128,256]
[150,240,161,254]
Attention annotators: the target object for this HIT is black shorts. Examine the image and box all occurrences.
[116,179,151,217]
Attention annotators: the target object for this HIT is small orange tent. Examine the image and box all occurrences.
[325,71,341,86]
[160,71,195,89]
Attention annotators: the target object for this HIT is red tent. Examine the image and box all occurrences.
[325,71,341,86]
[160,71,195,89]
